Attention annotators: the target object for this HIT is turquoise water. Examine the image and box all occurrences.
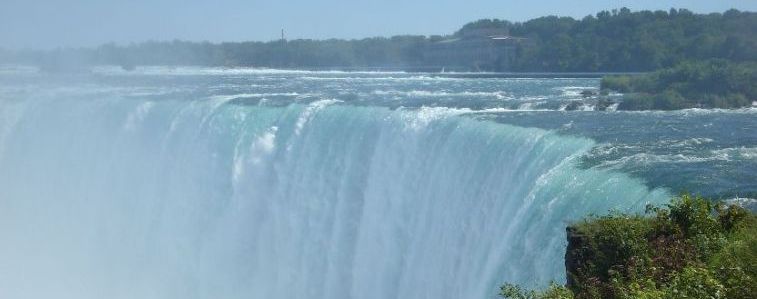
[0,67,753,299]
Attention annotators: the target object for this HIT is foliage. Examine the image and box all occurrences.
[500,194,757,299]
[504,8,756,71]
[666,266,725,298]
[500,282,574,299]
[708,215,757,298]
[602,60,757,110]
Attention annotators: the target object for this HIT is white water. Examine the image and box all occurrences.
[0,96,668,299]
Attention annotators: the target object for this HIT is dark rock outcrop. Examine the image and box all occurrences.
[565,226,591,293]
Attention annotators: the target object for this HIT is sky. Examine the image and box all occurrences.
[1,0,756,49]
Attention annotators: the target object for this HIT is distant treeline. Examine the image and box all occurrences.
[2,8,755,72]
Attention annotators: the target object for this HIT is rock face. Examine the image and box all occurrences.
[564,226,591,293]
[564,224,624,295]
[580,89,598,97]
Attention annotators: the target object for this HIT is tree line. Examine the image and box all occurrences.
[1,8,755,72]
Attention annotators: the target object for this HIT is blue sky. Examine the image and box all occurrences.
[1,0,755,49]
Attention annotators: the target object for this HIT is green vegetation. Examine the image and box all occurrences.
[601,60,756,110]
[3,8,755,72]
[500,283,574,299]
[471,8,756,72]
[500,194,757,299]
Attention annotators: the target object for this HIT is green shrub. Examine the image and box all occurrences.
[709,218,757,299]
[664,267,725,298]
[574,213,651,282]
[614,278,665,299]
[500,282,574,299]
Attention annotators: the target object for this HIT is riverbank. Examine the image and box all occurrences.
[500,194,756,298]
[602,60,757,110]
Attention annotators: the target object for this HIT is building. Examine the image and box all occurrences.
[424,29,526,72]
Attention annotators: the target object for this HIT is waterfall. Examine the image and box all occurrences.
[0,96,668,299]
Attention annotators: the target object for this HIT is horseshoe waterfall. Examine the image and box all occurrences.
[0,87,669,298]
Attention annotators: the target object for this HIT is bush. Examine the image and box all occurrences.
[709,217,757,299]
[500,282,574,299]
[665,267,725,298]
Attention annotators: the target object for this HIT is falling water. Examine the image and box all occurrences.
[0,94,668,298]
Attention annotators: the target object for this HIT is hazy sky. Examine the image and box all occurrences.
[2,0,756,49]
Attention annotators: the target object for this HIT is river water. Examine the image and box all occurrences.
[0,66,753,298]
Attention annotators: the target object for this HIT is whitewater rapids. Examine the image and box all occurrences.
[0,95,667,299]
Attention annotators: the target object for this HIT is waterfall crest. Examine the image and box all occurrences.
[0,97,668,299]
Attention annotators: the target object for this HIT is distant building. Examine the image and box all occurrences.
[425,29,526,72]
